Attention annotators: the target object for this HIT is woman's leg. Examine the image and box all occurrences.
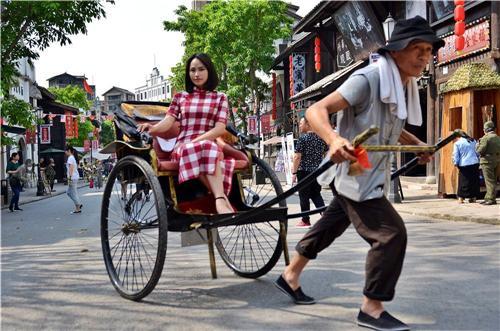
[67,182,81,210]
[204,159,232,214]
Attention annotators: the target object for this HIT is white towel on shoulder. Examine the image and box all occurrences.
[377,54,422,126]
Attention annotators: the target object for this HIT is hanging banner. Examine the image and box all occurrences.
[261,114,271,134]
[60,115,66,123]
[292,53,306,94]
[40,125,51,144]
[26,129,36,144]
[247,115,257,135]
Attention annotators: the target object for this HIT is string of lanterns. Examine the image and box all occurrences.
[454,0,465,52]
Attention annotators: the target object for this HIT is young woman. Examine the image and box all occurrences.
[139,53,234,214]
[6,152,23,212]
[65,146,82,214]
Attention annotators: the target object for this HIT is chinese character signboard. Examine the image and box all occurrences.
[336,36,354,68]
[40,125,51,144]
[247,115,257,135]
[292,53,306,94]
[437,20,490,66]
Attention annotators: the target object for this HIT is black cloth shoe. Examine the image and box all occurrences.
[9,206,14,212]
[275,275,315,304]
[357,310,410,331]
[482,200,497,205]
[14,207,23,211]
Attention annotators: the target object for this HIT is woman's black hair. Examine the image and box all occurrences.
[65,145,79,163]
[9,152,18,161]
[185,53,219,93]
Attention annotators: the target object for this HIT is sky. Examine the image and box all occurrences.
[35,0,321,97]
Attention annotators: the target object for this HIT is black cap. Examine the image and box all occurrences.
[379,16,445,54]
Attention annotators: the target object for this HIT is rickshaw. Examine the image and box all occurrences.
[100,100,462,301]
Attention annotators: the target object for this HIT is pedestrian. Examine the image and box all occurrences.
[275,16,442,331]
[452,135,480,203]
[6,152,23,212]
[65,145,82,213]
[45,158,57,192]
[476,121,500,205]
[292,117,327,228]
[138,53,234,214]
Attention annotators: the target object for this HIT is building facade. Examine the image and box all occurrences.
[134,67,172,103]
[102,86,135,114]
[1,57,41,196]
[270,0,500,193]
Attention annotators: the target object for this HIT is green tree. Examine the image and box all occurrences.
[1,1,111,146]
[67,118,94,147]
[48,85,92,111]
[100,120,116,147]
[164,0,291,132]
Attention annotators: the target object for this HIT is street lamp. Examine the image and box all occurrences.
[35,106,45,196]
[383,13,396,42]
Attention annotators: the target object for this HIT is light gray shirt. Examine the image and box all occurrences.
[334,64,407,201]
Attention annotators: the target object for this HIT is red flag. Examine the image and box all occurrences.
[83,79,93,94]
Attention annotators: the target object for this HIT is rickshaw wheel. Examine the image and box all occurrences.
[216,156,286,278]
[101,155,168,301]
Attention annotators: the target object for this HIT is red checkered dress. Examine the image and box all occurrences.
[167,88,235,195]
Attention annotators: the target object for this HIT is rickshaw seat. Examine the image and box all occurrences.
[153,133,250,172]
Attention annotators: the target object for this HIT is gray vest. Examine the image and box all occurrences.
[334,65,407,201]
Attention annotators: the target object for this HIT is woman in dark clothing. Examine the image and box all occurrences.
[45,158,57,192]
[6,152,23,212]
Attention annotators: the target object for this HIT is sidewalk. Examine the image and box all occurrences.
[1,180,89,210]
[299,180,499,226]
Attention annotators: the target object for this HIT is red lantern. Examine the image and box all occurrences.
[455,35,465,51]
[454,5,464,21]
[314,36,321,73]
[454,0,464,5]
[454,21,465,35]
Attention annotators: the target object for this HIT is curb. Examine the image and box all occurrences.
[1,183,89,210]
[396,209,500,226]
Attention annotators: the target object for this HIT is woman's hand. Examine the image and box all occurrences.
[138,123,153,133]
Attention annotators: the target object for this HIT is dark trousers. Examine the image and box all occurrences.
[9,184,21,208]
[295,184,407,301]
[297,170,325,221]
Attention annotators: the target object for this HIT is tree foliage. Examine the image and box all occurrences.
[66,119,94,147]
[48,85,92,111]
[1,0,111,145]
[99,120,116,147]
[164,0,291,132]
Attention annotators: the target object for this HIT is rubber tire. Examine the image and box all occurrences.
[101,155,168,301]
[215,155,287,278]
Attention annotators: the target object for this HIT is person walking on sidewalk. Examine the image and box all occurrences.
[275,16,442,331]
[452,135,480,203]
[476,121,500,205]
[45,158,57,192]
[6,152,23,212]
[292,117,327,228]
[65,146,82,214]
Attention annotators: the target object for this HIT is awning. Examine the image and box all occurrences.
[262,136,283,146]
[290,60,367,103]
[83,151,110,161]
[1,124,26,135]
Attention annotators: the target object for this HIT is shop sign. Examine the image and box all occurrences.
[247,115,257,135]
[336,36,354,68]
[40,125,51,144]
[437,20,490,65]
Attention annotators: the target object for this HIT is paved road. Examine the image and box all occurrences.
[2,187,499,330]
